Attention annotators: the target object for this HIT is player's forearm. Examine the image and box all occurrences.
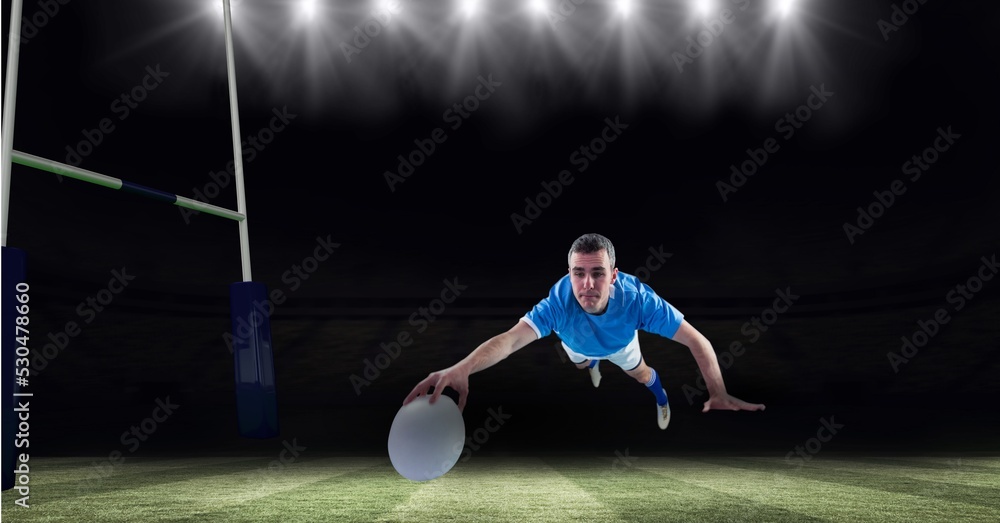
[456,334,515,375]
[688,340,728,396]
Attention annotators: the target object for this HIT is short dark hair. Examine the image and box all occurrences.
[568,233,616,268]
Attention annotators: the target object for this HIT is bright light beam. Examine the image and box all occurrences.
[299,0,317,20]
[528,0,547,16]
[461,0,480,18]
[693,0,714,18]
[213,0,234,18]
[617,0,632,18]
[776,0,796,18]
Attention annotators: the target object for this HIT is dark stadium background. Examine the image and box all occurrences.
[2,0,997,459]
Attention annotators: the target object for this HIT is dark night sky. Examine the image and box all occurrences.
[2,0,999,456]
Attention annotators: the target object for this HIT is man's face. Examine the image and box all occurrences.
[569,250,618,314]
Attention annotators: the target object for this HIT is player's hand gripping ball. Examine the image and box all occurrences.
[388,395,466,481]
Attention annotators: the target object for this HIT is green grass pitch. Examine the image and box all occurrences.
[3,455,998,522]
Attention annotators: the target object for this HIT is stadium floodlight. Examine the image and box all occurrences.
[693,0,715,18]
[299,0,317,20]
[776,0,796,18]
[460,0,481,18]
[528,0,548,16]
[617,0,632,18]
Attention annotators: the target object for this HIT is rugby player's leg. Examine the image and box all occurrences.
[617,339,671,429]
[564,343,601,388]
[623,358,667,404]
[624,359,671,429]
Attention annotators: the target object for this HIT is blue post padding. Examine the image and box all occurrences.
[3,247,27,491]
[229,281,279,438]
[120,180,178,204]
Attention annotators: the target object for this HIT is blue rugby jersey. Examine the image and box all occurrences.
[521,272,685,357]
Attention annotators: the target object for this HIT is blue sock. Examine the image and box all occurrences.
[588,359,599,369]
[645,368,668,406]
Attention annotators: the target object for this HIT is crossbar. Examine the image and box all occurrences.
[10,150,245,222]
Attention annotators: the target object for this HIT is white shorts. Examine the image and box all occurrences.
[561,331,643,371]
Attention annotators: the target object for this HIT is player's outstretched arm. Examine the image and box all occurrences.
[671,320,766,413]
[403,319,537,412]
